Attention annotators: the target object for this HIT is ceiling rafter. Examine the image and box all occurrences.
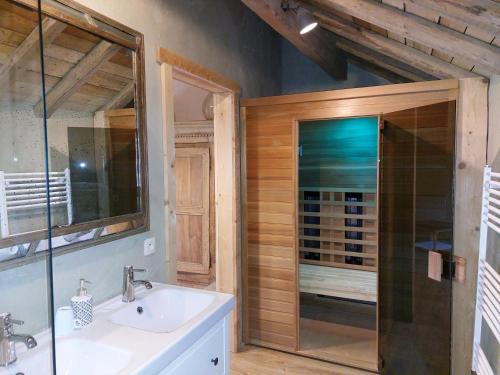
[35,40,121,117]
[99,80,135,111]
[346,53,410,84]
[0,17,66,82]
[406,0,500,39]
[241,0,347,80]
[309,0,500,76]
[335,38,431,82]
[311,9,481,80]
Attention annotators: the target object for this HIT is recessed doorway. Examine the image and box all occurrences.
[157,47,241,351]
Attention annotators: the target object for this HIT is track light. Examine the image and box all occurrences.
[281,0,318,35]
[297,7,318,35]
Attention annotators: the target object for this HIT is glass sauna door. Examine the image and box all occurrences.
[298,117,379,371]
[379,101,456,374]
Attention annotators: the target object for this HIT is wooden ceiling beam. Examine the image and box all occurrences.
[406,0,500,38]
[0,18,66,82]
[36,40,121,117]
[99,80,135,111]
[309,0,500,75]
[312,10,481,80]
[346,54,410,84]
[336,38,431,82]
[241,0,347,80]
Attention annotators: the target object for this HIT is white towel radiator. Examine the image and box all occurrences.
[0,169,73,238]
[472,165,500,375]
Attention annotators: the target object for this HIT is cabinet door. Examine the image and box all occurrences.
[175,147,210,274]
[243,107,298,350]
[159,319,227,375]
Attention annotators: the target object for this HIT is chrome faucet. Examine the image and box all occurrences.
[122,265,152,302]
[0,313,37,366]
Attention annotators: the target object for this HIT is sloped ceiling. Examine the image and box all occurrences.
[243,0,500,82]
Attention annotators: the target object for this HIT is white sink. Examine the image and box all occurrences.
[110,288,216,333]
[56,339,132,375]
[1,338,131,375]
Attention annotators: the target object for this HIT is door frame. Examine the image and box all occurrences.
[157,47,241,351]
[241,78,488,374]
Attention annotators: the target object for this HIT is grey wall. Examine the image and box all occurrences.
[149,0,282,99]
[0,0,282,334]
[280,39,389,94]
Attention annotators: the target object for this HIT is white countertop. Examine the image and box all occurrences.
[1,283,234,375]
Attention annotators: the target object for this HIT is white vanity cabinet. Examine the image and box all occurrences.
[158,317,229,375]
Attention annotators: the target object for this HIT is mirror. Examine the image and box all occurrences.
[0,0,147,267]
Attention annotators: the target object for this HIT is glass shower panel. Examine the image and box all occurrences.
[41,10,138,373]
[0,0,54,373]
[379,101,456,375]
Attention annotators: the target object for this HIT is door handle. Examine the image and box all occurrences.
[428,251,465,283]
[428,251,442,282]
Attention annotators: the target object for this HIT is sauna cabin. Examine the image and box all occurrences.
[242,81,464,373]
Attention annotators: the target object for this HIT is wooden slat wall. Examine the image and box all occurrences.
[298,190,378,272]
[244,108,298,350]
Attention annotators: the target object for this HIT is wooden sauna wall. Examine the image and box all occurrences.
[243,106,298,350]
[241,80,459,353]
[298,118,378,272]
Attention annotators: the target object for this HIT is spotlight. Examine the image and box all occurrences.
[297,7,318,35]
[281,1,318,35]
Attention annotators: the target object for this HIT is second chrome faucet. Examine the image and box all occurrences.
[0,313,37,366]
[122,265,152,303]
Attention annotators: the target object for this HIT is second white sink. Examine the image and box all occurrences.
[110,287,216,333]
[1,338,131,375]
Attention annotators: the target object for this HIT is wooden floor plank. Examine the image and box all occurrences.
[299,319,378,372]
[231,345,375,375]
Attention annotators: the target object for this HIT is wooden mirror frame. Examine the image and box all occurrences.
[0,0,148,271]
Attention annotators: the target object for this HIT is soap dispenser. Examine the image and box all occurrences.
[70,279,93,327]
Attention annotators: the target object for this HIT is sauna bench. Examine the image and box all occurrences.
[299,264,377,303]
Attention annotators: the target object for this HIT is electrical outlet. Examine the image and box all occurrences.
[144,237,155,256]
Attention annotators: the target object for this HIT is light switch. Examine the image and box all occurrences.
[144,237,156,256]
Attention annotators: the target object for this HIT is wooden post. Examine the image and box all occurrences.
[160,63,177,285]
[452,77,488,375]
[213,92,239,352]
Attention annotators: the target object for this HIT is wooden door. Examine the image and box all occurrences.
[243,107,298,351]
[175,147,210,274]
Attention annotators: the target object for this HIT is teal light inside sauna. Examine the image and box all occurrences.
[299,117,378,189]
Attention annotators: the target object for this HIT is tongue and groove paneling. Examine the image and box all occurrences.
[243,106,298,351]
